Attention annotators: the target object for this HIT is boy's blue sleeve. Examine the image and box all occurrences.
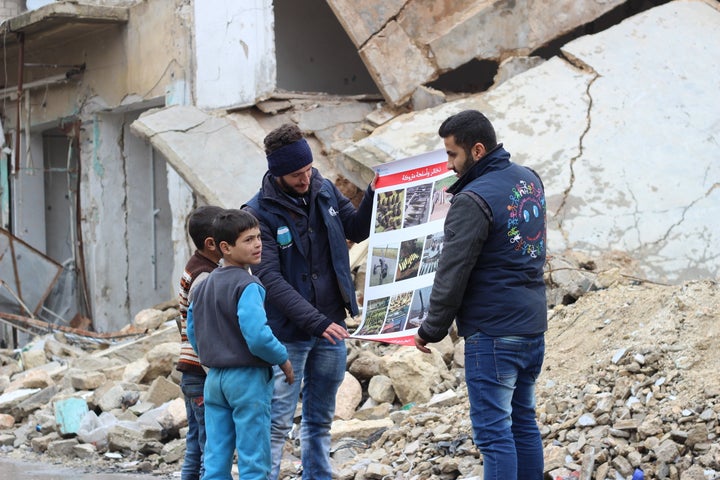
[187,302,197,353]
[237,283,288,365]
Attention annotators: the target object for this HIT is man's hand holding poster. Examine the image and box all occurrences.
[351,149,455,345]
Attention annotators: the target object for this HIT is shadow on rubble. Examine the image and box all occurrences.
[0,457,171,479]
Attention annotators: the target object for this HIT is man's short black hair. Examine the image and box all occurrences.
[188,205,225,250]
[263,123,303,155]
[212,209,260,246]
[438,110,497,153]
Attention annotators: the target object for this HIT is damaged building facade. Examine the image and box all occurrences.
[0,0,383,345]
[1,0,717,347]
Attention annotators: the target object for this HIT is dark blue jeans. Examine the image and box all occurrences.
[180,372,206,480]
[269,338,346,480]
[465,332,545,480]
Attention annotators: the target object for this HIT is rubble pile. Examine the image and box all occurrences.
[0,258,718,480]
[325,277,720,480]
[330,339,720,480]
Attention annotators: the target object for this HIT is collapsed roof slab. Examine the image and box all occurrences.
[339,0,720,283]
[328,0,626,106]
[130,105,266,209]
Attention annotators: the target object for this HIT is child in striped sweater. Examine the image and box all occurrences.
[176,205,224,480]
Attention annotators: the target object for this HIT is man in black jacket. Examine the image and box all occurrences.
[243,123,374,480]
[415,110,547,480]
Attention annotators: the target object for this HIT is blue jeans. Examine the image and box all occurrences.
[204,366,275,480]
[269,338,346,480]
[180,372,206,480]
[465,332,545,480]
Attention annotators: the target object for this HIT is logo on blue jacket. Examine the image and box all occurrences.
[276,226,293,248]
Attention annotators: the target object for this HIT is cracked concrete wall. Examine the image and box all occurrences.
[79,109,176,332]
[78,113,132,332]
[194,0,275,109]
[1,0,191,331]
[339,0,720,283]
[1,1,190,129]
[328,0,627,106]
[126,0,192,105]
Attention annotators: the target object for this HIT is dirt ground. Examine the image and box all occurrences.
[542,277,719,402]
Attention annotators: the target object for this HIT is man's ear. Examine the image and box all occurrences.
[472,142,487,161]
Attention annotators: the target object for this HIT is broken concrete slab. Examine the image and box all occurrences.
[339,0,720,283]
[331,0,625,105]
[90,323,177,365]
[359,20,436,107]
[0,388,40,413]
[327,0,405,48]
[130,105,266,209]
[292,101,377,154]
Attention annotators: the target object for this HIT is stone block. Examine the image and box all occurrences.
[21,349,48,371]
[13,385,60,421]
[54,397,89,436]
[30,432,61,452]
[70,370,107,390]
[143,376,181,407]
[0,389,39,414]
[160,437,185,464]
[47,438,80,457]
[73,442,97,459]
[334,372,362,421]
[0,412,14,429]
[0,432,15,446]
[123,358,150,384]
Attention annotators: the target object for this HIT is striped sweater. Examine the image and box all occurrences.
[177,251,219,374]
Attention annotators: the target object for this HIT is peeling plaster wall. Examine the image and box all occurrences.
[0,0,190,127]
[166,166,194,306]
[122,112,174,316]
[1,0,194,332]
[78,113,130,332]
[194,0,275,109]
[126,0,192,104]
[77,110,175,331]
[0,23,128,128]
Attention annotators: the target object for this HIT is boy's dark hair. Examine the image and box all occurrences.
[188,206,225,250]
[263,123,303,155]
[212,209,260,246]
[438,110,497,156]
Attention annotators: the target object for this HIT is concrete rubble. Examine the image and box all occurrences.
[327,0,628,106]
[0,2,719,478]
[0,253,719,479]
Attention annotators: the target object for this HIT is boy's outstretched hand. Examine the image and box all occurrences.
[280,359,294,385]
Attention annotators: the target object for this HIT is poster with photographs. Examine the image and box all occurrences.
[351,149,455,345]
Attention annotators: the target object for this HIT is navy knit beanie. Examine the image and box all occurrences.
[267,138,313,177]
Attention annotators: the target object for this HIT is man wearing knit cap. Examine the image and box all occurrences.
[243,123,375,480]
